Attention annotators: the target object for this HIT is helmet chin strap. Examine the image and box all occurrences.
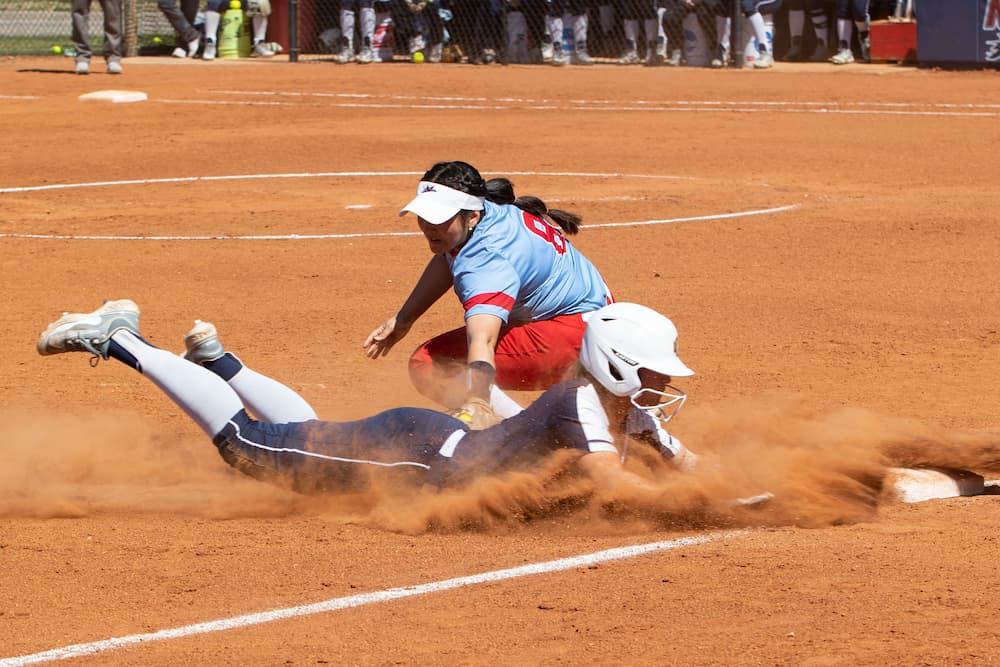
[630,386,687,424]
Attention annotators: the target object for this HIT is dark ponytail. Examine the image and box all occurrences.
[486,178,582,236]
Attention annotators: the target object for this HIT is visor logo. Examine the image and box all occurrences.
[421,185,437,193]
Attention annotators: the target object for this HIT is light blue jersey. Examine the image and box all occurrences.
[447,201,611,324]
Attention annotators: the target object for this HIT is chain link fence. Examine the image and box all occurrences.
[1,0,903,64]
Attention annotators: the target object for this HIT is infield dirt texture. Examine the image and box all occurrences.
[1,56,999,665]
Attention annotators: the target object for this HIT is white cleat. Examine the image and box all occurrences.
[37,300,140,359]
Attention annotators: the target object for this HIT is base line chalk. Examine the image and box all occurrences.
[0,205,798,241]
[0,530,746,666]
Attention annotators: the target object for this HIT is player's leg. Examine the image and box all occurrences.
[659,0,683,66]
[97,0,123,72]
[852,0,870,61]
[338,0,358,62]
[830,0,855,62]
[156,0,202,56]
[249,0,274,56]
[70,0,92,73]
[546,0,568,64]
[37,300,243,438]
[742,0,781,67]
[806,0,830,60]
[183,321,318,424]
[784,0,805,59]
[202,0,226,59]
[569,0,592,64]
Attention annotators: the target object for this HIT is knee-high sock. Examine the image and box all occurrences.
[219,356,318,423]
[360,6,375,47]
[788,9,804,39]
[572,13,588,51]
[837,17,852,49]
[252,15,267,42]
[748,12,769,52]
[547,15,564,49]
[643,18,660,51]
[204,10,221,41]
[655,6,666,47]
[112,330,241,438]
[624,18,638,49]
[717,15,730,52]
[809,7,828,46]
[340,9,355,49]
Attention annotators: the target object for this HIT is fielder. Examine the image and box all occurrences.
[363,161,614,430]
[38,301,697,496]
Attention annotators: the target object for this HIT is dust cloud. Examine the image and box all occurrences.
[2,395,998,533]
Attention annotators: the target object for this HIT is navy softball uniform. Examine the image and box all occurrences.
[213,376,686,494]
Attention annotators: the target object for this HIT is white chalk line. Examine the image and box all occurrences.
[0,169,686,195]
[143,90,1000,117]
[208,90,1000,110]
[153,97,1000,117]
[0,530,747,666]
[0,205,799,241]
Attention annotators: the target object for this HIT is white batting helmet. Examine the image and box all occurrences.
[579,302,694,398]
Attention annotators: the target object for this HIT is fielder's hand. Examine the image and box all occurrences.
[452,398,502,430]
[363,316,410,359]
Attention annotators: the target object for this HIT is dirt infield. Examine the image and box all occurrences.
[2,55,999,665]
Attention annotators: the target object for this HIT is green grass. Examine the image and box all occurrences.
[0,35,173,56]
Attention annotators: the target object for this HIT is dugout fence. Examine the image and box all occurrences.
[0,0,902,66]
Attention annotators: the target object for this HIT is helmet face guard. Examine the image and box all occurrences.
[630,385,687,425]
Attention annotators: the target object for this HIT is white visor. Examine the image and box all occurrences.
[399,181,486,225]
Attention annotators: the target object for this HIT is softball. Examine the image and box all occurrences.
[51,45,62,54]
[412,51,424,64]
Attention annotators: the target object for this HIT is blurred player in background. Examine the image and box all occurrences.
[543,0,592,65]
[201,0,276,59]
[830,0,869,64]
[37,300,697,497]
[741,0,783,68]
[156,0,203,58]
[363,160,613,429]
[334,0,377,63]
[782,0,831,61]
[616,0,661,65]
[71,0,124,74]
[659,0,726,67]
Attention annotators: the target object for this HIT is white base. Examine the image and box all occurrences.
[78,90,148,104]
[887,467,986,504]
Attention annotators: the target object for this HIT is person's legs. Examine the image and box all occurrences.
[98,0,123,65]
[183,320,318,423]
[338,0,358,61]
[70,0,92,72]
[37,300,242,437]
[156,0,202,56]
[851,0,870,61]
[742,0,781,67]
[784,0,805,59]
